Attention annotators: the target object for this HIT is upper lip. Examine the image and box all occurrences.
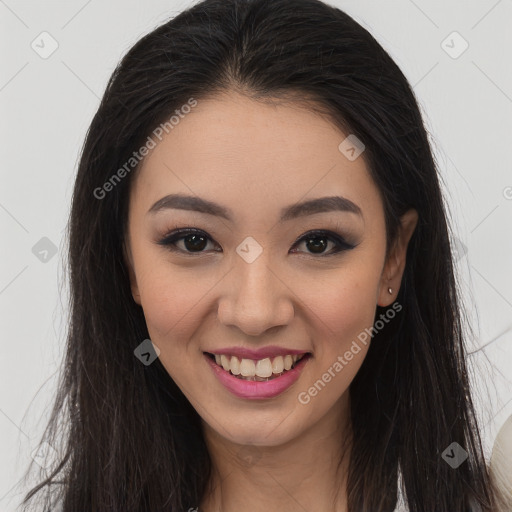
[204,345,311,360]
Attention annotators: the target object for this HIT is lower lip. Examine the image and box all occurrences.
[204,353,311,400]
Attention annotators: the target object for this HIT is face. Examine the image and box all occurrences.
[125,92,417,447]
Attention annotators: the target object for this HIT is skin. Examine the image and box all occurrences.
[124,91,418,512]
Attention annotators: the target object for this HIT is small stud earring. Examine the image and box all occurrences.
[388,287,393,294]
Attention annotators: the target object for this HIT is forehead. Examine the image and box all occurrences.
[130,92,382,226]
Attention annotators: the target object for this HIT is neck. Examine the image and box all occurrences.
[199,394,352,512]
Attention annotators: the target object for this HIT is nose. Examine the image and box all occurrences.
[217,252,294,337]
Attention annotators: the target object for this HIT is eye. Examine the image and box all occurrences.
[156,228,219,254]
[290,230,355,256]
[157,227,355,257]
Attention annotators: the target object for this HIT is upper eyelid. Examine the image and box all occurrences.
[159,227,347,242]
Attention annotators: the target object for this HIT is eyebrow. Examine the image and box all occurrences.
[147,193,362,221]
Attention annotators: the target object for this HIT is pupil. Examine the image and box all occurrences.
[306,236,327,254]
[184,234,207,252]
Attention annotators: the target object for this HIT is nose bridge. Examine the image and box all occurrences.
[218,249,293,336]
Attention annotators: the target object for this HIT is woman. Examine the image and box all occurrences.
[20,0,500,510]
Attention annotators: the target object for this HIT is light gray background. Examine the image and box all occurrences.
[1,0,511,510]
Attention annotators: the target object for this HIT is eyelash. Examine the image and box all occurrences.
[156,226,356,257]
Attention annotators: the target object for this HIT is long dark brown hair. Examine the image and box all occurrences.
[20,0,496,510]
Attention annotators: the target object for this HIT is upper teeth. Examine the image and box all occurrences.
[214,354,302,378]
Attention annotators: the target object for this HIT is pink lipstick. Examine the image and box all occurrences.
[204,350,311,400]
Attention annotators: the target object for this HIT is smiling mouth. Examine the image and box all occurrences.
[205,352,311,381]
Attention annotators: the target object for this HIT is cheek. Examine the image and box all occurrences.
[133,252,215,341]
[297,263,381,344]
[295,268,378,407]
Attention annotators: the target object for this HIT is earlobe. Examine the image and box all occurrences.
[377,208,418,307]
[123,240,141,305]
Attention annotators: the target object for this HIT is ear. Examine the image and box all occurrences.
[377,208,418,307]
[123,237,141,305]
